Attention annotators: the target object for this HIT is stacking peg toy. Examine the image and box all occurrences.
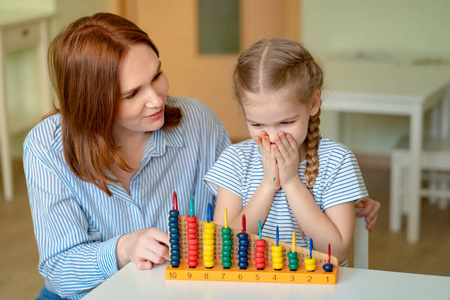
[287,231,299,271]
[221,209,233,269]
[271,226,283,271]
[237,215,249,270]
[203,203,215,269]
[166,202,339,284]
[168,192,180,268]
[254,220,266,270]
[323,244,334,272]
[186,197,199,268]
[304,238,316,272]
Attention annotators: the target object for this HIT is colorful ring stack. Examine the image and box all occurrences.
[221,227,233,269]
[254,239,266,270]
[187,197,198,268]
[203,204,215,269]
[237,232,249,269]
[168,209,180,268]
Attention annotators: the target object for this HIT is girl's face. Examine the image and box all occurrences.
[115,43,169,141]
[242,87,321,155]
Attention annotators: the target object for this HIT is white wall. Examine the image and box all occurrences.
[2,0,111,157]
[301,0,450,155]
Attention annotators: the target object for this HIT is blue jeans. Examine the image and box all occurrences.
[36,286,65,300]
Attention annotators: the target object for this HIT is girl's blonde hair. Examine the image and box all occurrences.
[233,38,323,190]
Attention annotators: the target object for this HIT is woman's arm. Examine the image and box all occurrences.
[24,146,118,297]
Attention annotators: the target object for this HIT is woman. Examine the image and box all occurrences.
[24,13,379,300]
[24,13,230,299]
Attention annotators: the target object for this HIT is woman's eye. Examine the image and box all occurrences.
[125,90,138,100]
[152,71,162,82]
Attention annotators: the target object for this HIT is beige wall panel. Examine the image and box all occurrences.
[135,0,248,141]
[134,0,299,142]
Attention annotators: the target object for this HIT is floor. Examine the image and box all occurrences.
[0,156,449,299]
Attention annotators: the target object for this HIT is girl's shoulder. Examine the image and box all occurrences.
[218,139,260,162]
[318,135,359,171]
[319,135,355,158]
[227,139,258,154]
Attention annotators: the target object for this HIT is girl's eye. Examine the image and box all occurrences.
[281,121,294,125]
[125,90,138,100]
[250,124,262,127]
[152,71,163,82]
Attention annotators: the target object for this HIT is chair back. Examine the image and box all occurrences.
[353,213,369,269]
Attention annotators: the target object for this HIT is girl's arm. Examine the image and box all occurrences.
[283,178,355,263]
[214,184,277,234]
[273,132,355,263]
[219,132,280,233]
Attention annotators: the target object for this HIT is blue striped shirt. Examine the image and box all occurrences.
[23,97,230,299]
[204,135,368,248]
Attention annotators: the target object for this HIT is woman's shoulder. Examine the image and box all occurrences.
[24,114,62,151]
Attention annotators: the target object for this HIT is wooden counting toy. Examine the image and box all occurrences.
[166,206,339,284]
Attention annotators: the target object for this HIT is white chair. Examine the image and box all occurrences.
[390,135,450,233]
[353,209,369,269]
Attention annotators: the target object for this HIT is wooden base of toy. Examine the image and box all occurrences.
[166,263,337,284]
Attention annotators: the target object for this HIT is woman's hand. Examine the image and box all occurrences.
[355,197,381,231]
[116,228,170,270]
[255,131,280,192]
[272,132,301,188]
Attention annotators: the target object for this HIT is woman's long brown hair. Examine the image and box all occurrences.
[48,13,181,196]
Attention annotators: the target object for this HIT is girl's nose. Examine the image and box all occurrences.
[265,130,277,144]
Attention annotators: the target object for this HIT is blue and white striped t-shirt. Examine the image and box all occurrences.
[204,135,368,247]
[24,97,230,299]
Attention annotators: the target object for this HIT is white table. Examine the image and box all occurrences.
[84,262,450,300]
[0,9,53,201]
[321,58,450,243]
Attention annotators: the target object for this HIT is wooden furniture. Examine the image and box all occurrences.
[83,261,450,300]
[321,57,450,243]
[0,10,53,201]
[390,135,450,233]
[353,211,368,269]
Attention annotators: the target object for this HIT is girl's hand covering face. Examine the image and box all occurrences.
[254,131,280,192]
[272,132,300,188]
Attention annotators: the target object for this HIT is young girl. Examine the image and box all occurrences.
[204,38,368,264]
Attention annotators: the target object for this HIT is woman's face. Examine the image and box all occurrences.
[115,43,169,141]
